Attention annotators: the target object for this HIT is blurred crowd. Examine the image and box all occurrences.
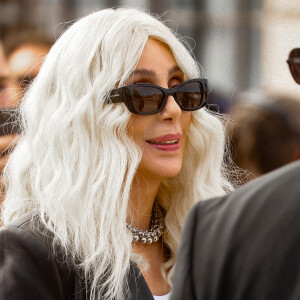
[207,88,300,184]
[1,29,300,223]
[0,32,52,223]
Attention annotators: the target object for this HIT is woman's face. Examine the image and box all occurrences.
[128,38,192,182]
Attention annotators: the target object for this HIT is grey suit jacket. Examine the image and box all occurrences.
[0,213,154,299]
[172,161,300,300]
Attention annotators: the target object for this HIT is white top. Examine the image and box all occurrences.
[153,292,171,300]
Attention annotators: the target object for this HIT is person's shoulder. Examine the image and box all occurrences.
[192,160,300,217]
[235,159,300,201]
[0,212,81,298]
[0,211,52,255]
[1,211,43,237]
[175,162,300,300]
[2,210,36,230]
[185,161,300,248]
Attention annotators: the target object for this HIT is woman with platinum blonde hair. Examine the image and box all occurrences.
[0,7,233,300]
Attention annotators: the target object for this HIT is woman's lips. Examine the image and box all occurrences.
[146,134,182,152]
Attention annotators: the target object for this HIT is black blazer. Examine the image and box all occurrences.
[171,161,300,300]
[0,212,154,299]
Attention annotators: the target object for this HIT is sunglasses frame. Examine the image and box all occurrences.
[287,48,300,85]
[108,78,208,115]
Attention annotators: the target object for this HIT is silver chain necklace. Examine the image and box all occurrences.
[126,203,165,245]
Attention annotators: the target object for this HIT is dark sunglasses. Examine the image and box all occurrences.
[107,78,207,115]
[287,48,300,84]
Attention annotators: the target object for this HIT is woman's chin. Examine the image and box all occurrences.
[137,163,182,182]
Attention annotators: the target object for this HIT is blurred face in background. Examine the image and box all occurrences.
[0,44,13,107]
[8,43,50,105]
[0,44,15,223]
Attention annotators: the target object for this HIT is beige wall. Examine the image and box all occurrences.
[261,0,300,97]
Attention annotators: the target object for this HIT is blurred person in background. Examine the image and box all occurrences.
[228,91,300,183]
[0,42,18,222]
[0,34,51,221]
[171,48,300,300]
[0,43,13,107]
[6,32,52,105]
[0,8,233,300]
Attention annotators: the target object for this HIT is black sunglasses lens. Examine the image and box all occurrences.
[288,49,300,84]
[132,87,164,113]
[176,81,204,109]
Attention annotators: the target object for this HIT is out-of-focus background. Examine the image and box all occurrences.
[1,0,300,100]
[1,0,300,188]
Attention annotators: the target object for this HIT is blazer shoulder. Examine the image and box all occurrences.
[0,211,54,255]
[0,215,67,299]
[173,162,300,300]
[7,211,36,227]
[192,160,300,218]
[0,212,83,300]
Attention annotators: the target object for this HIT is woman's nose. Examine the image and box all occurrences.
[159,94,181,122]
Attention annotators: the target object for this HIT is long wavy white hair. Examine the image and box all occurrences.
[2,7,233,300]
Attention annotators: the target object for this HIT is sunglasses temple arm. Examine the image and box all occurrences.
[108,88,124,103]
